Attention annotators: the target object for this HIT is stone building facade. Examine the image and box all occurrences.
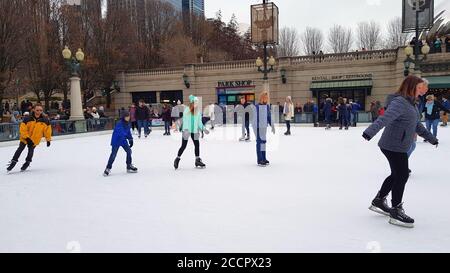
[112,47,450,113]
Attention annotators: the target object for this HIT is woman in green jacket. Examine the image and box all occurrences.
[174,95,209,169]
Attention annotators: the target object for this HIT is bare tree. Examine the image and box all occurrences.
[357,21,382,50]
[278,27,300,57]
[301,27,324,55]
[385,17,412,49]
[0,0,27,107]
[328,25,353,53]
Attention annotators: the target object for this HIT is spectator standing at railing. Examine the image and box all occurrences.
[10,111,21,139]
[136,100,150,138]
[294,103,302,115]
[7,103,52,172]
[98,106,107,118]
[370,101,379,122]
[434,37,442,53]
[446,36,450,52]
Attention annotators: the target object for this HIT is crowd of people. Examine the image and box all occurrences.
[410,35,450,54]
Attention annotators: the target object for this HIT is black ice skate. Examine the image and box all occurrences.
[7,160,18,172]
[245,136,251,142]
[20,161,31,172]
[174,157,181,170]
[263,159,270,165]
[369,192,391,216]
[258,161,268,167]
[325,124,331,130]
[389,203,415,228]
[103,168,111,177]
[127,164,138,173]
[239,136,246,142]
[195,158,206,169]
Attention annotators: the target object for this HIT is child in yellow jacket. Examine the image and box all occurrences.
[7,104,52,172]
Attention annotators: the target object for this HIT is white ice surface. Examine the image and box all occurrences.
[1,125,449,253]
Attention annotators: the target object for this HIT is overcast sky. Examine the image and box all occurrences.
[205,0,450,36]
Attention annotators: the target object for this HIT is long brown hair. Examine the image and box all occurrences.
[396,75,424,98]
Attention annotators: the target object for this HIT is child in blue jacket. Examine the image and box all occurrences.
[104,110,138,176]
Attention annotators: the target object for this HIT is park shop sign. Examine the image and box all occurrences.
[217,80,253,88]
[312,74,373,81]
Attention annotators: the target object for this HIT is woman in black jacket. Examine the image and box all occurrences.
[423,94,450,139]
[363,75,438,228]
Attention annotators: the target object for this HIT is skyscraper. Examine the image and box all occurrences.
[182,0,204,16]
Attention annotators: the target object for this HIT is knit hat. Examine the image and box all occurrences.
[120,109,130,119]
[189,95,198,103]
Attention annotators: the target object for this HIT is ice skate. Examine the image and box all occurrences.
[389,203,414,228]
[195,158,206,169]
[239,135,246,142]
[245,137,251,142]
[127,164,138,173]
[20,161,31,172]
[103,168,111,177]
[263,160,270,165]
[369,192,391,216]
[174,157,181,170]
[7,160,18,172]
[257,161,268,167]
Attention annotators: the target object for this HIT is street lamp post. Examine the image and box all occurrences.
[62,46,85,121]
[404,43,430,77]
[251,0,279,91]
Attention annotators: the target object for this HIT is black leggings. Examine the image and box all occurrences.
[285,120,291,132]
[178,132,200,157]
[379,149,409,207]
[12,142,35,162]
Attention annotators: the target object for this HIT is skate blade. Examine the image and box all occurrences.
[369,205,390,216]
[127,170,138,173]
[195,166,206,169]
[389,218,414,228]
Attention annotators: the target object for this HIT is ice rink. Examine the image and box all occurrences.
[1,125,449,253]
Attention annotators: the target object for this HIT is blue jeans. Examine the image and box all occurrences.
[407,141,416,158]
[256,127,267,162]
[426,119,440,138]
[137,120,150,136]
[107,144,132,169]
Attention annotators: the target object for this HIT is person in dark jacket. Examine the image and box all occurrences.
[323,98,333,130]
[252,91,275,167]
[162,104,172,136]
[237,97,251,141]
[135,100,150,138]
[423,94,450,138]
[104,110,137,176]
[363,75,438,228]
[337,97,349,130]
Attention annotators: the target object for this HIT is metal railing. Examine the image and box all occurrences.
[0,118,116,142]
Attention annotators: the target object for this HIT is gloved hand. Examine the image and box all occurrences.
[362,132,372,141]
[271,126,276,134]
[26,138,34,147]
[128,139,134,148]
[47,141,51,147]
[203,129,210,135]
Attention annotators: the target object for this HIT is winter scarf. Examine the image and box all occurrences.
[425,101,434,115]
